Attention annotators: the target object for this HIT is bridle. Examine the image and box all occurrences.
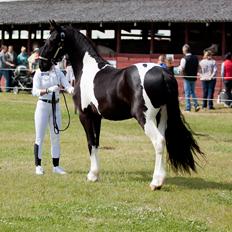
[39,31,65,65]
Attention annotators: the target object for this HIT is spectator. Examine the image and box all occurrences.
[0,45,15,92]
[166,55,174,75]
[6,45,17,66]
[221,52,232,107]
[158,54,167,68]
[28,47,40,74]
[198,50,217,110]
[64,55,75,87]
[178,44,200,112]
[56,56,66,71]
[17,46,28,66]
[6,45,17,90]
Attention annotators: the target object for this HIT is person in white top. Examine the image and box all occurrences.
[198,50,217,110]
[64,55,75,86]
[177,44,200,112]
[65,65,75,86]
[32,65,74,175]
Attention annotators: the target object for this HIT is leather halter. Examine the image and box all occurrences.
[39,31,65,64]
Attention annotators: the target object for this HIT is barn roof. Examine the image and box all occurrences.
[0,0,232,25]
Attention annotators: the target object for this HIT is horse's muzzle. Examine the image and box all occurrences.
[39,59,52,71]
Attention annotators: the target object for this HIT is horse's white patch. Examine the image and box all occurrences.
[80,52,101,112]
[135,63,159,82]
[134,63,160,118]
[87,146,100,182]
[90,146,99,174]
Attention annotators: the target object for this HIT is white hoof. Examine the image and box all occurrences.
[150,175,165,191]
[150,183,162,191]
[87,171,99,182]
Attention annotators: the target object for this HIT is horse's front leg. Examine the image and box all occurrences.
[79,112,101,182]
[88,146,100,182]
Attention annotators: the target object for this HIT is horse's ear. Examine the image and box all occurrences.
[49,20,61,32]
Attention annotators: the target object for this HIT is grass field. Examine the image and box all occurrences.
[0,93,232,232]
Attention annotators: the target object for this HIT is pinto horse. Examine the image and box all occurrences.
[39,21,204,190]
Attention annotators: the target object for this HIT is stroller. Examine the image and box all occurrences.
[12,65,33,94]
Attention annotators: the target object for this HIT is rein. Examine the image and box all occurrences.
[52,66,71,135]
[53,46,63,61]
[38,56,48,61]
[51,91,71,135]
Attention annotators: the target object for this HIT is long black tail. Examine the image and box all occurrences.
[163,70,204,173]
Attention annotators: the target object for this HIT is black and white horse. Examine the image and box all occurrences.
[39,21,204,190]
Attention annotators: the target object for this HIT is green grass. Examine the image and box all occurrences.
[0,92,232,232]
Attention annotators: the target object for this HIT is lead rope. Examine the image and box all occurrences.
[52,68,71,135]
[52,92,59,134]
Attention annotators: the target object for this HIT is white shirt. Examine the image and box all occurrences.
[199,59,217,80]
[178,53,192,73]
[32,66,72,100]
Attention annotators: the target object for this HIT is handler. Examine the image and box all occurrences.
[32,65,74,175]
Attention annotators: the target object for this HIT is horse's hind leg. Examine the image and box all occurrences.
[150,106,167,190]
[133,100,166,190]
[79,112,101,182]
[143,106,167,190]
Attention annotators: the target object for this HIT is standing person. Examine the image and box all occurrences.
[5,45,17,91]
[6,45,17,67]
[32,65,74,175]
[17,46,28,67]
[178,44,200,112]
[199,50,217,110]
[28,48,40,74]
[0,45,15,92]
[64,55,75,87]
[166,56,174,75]
[6,45,17,65]
[158,54,167,68]
[221,52,232,107]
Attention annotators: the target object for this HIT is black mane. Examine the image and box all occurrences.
[64,26,108,68]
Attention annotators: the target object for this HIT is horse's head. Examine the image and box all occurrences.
[39,20,66,71]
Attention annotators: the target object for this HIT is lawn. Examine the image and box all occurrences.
[0,93,232,232]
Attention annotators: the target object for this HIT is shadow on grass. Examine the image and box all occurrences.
[127,172,232,191]
[166,176,232,190]
[123,171,232,191]
[69,170,232,191]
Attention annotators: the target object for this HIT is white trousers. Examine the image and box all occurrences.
[34,100,61,159]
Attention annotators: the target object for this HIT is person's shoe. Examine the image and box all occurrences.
[195,106,200,112]
[35,165,44,175]
[53,166,66,175]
